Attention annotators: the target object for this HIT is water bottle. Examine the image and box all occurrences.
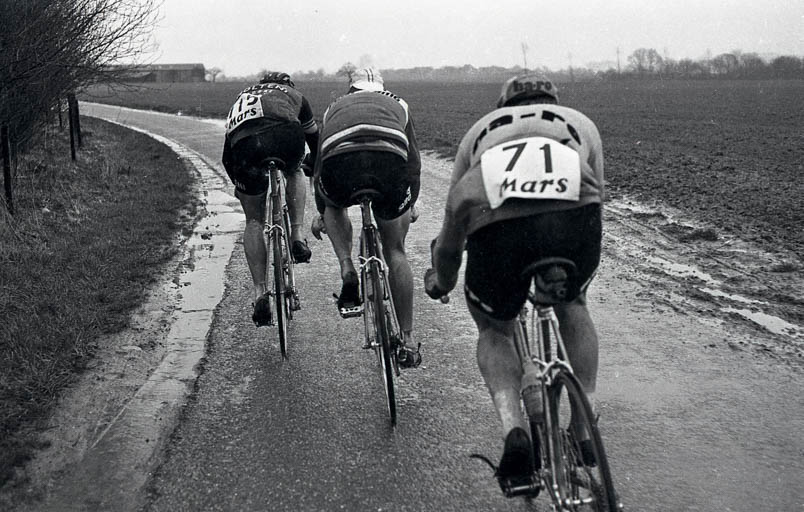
[521,364,544,423]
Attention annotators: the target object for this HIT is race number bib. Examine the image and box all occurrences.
[480,136,581,209]
[225,93,264,134]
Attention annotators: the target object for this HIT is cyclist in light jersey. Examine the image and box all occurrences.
[425,74,605,492]
[222,72,319,326]
[312,67,422,368]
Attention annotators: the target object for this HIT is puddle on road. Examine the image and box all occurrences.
[606,203,803,345]
[723,308,804,338]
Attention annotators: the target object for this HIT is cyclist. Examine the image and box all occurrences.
[424,74,605,492]
[312,67,422,368]
[221,71,319,326]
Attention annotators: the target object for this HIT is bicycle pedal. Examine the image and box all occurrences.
[502,476,541,498]
[339,305,364,318]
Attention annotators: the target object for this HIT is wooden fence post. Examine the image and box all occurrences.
[1,124,13,215]
[67,94,80,142]
[67,94,77,160]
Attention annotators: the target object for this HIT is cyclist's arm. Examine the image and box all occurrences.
[432,194,467,294]
[405,117,422,209]
[299,97,320,163]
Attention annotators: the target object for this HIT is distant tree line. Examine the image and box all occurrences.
[255,48,802,84]
[615,48,803,79]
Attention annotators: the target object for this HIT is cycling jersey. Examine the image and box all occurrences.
[315,90,421,181]
[445,104,604,237]
[224,82,317,146]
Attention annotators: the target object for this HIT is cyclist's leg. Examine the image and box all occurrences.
[316,160,359,306]
[323,204,356,280]
[222,134,271,304]
[468,301,535,485]
[239,191,269,301]
[464,218,537,479]
[375,213,412,339]
[554,296,599,398]
[374,157,418,345]
[284,168,306,243]
[469,303,527,436]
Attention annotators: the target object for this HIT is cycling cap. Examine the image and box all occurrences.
[260,71,295,88]
[497,74,558,107]
[350,67,385,92]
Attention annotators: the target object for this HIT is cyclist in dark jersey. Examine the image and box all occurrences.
[425,74,605,491]
[222,72,319,326]
[312,67,422,367]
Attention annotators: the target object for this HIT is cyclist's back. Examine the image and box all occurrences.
[450,102,604,233]
[220,72,320,326]
[313,67,422,368]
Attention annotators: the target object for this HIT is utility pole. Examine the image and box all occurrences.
[521,42,529,72]
[616,47,621,74]
[568,53,574,83]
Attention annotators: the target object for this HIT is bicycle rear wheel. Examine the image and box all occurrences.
[272,230,290,359]
[362,253,396,425]
[547,369,619,511]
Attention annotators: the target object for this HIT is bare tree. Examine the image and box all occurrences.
[207,67,223,83]
[627,48,664,75]
[336,62,357,81]
[0,0,160,147]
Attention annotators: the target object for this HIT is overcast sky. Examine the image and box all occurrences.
[150,0,803,76]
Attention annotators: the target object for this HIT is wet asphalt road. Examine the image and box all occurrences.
[80,104,804,512]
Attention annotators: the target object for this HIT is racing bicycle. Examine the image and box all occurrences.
[497,257,620,510]
[430,257,621,510]
[261,157,300,359]
[341,188,405,426]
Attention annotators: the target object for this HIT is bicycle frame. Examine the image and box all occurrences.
[357,196,402,361]
[513,300,574,500]
[356,193,402,424]
[263,161,298,358]
[510,285,620,510]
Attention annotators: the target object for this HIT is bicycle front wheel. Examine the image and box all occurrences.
[272,230,290,359]
[547,369,619,511]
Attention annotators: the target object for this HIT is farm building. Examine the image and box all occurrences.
[111,63,207,83]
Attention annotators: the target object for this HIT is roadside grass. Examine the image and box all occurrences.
[0,117,199,488]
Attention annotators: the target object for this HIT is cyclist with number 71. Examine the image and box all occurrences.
[424,74,606,494]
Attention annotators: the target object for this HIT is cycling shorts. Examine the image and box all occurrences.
[316,151,419,220]
[225,123,305,196]
[464,204,602,321]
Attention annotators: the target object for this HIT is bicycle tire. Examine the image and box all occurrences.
[371,261,397,425]
[272,229,290,359]
[282,209,298,315]
[547,368,619,511]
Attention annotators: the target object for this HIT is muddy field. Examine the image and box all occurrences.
[84,79,804,258]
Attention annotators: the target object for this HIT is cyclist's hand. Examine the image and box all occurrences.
[409,204,419,223]
[301,154,314,177]
[311,214,326,240]
[424,268,449,303]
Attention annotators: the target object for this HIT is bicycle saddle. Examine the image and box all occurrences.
[259,156,286,170]
[521,257,579,305]
[349,188,383,203]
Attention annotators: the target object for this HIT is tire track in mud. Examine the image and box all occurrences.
[602,196,804,365]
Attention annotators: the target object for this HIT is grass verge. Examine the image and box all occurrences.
[0,117,199,488]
